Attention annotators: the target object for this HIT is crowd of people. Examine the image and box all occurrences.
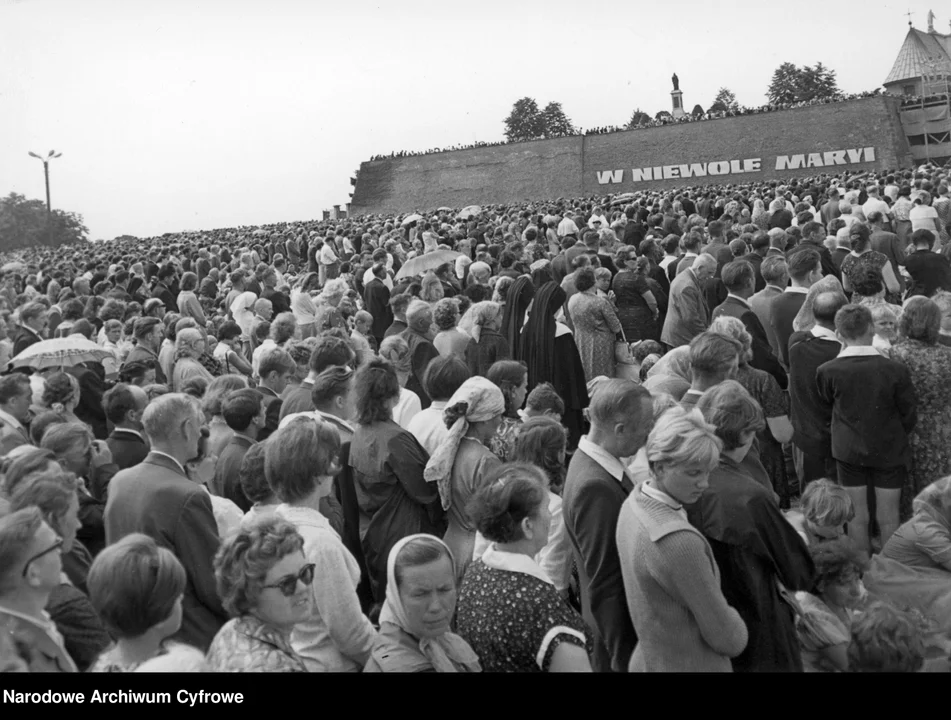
[368,90,889,163]
[3,162,951,674]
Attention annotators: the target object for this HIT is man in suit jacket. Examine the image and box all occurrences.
[211,389,264,513]
[740,232,769,292]
[700,220,734,272]
[675,233,703,277]
[713,261,787,389]
[749,256,788,358]
[904,229,951,298]
[123,317,167,386]
[0,373,34,456]
[402,301,440,409]
[816,304,918,556]
[662,254,716,348]
[788,292,846,487]
[770,247,822,368]
[12,302,48,357]
[103,384,150,472]
[563,380,653,673]
[66,363,108,441]
[798,221,840,279]
[363,263,393,347]
[255,348,295,441]
[104,394,228,651]
[151,265,178,314]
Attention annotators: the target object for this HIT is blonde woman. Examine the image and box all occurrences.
[616,406,747,671]
[459,301,509,377]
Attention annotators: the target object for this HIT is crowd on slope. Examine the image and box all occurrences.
[3,164,951,674]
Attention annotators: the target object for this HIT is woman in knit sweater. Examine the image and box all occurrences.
[616,406,748,672]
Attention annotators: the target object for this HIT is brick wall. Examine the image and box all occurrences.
[351,97,912,215]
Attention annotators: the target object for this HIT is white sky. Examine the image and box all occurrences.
[0,0,936,239]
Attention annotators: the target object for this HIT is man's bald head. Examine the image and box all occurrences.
[813,291,848,327]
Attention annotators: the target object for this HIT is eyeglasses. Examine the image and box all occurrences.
[22,538,64,577]
[262,563,315,597]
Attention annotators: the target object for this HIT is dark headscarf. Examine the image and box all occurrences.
[531,265,553,289]
[500,276,535,361]
[520,281,565,390]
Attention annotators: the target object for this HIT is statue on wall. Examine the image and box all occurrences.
[672,73,680,92]
[928,9,935,32]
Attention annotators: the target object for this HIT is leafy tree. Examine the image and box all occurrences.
[709,87,739,114]
[655,110,672,122]
[691,104,705,118]
[626,108,651,128]
[540,101,576,138]
[504,97,545,142]
[799,62,840,102]
[767,62,840,104]
[0,193,88,251]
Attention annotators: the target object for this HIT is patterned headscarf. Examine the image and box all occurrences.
[457,301,501,344]
[378,534,481,673]
[793,275,845,332]
[424,377,505,509]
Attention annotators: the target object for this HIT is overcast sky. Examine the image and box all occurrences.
[0,0,937,239]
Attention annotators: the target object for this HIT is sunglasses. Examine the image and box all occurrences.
[262,563,315,597]
[22,538,64,577]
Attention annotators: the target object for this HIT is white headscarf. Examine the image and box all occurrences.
[424,377,505,509]
[378,534,481,673]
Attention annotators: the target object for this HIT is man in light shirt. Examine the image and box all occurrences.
[558,212,580,238]
[862,186,891,225]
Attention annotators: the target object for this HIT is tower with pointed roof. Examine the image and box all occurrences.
[884,18,951,96]
[886,13,951,164]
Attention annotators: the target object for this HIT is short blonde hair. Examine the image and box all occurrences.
[645,406,722,472]
[801,479,854,528]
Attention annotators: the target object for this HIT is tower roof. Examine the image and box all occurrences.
[885,27,951,85]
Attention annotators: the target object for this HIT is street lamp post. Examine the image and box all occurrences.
[27,150,62,244]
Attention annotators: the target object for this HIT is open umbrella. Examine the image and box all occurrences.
[1,262,26,274]
[395,250,463,280]
[436,206,453,213]
[7,337,114,372]
[457,205,481,220]
[401,213,423,227]
[610,193,636,206]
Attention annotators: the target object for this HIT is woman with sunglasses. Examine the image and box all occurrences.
[206,515,312,672]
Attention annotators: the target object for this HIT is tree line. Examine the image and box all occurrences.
[0,193,89,251]
[504,62,842,141]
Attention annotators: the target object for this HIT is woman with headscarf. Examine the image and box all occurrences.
[363,534,481,673]
[459,301,510,377]
[424,377,505,581]
[500,276,535,363]
[840,223,901,304]
[751,199,770,231]
[531,260,553,290]
[520,282,588,449]
[792,274,845,333]
[863,476,951,632]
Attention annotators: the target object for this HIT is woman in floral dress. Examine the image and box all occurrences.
[567,267,623,382]
[888,297,951,520]
[456,464,591,672]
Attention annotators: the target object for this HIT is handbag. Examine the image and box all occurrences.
[614,327,637,365]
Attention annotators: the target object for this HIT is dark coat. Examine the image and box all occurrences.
[401,328,440,409]
[255,386,282,441]
[104,452,228,651]
[562,448,636,673]
[211,434,254,513]
[66,364,108,440]
[12,326,42,357]
[363,278,393,343]
[687,455,815,672]
[768,291,807,368]
[106,428,150,471]
[787,331,841,458]
[816,352,918,468]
